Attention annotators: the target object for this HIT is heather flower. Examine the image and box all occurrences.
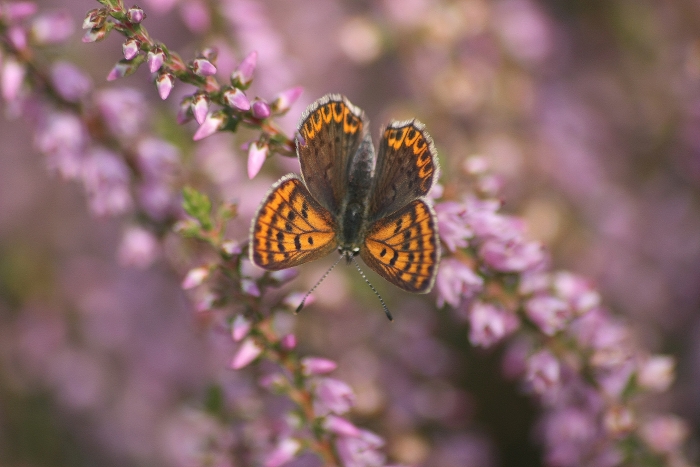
[637,355,675,392]
[50,62,92,102]
[247,141,268,179]
[35,112,86,179]
[191,57,216,77]
[117,226,159,269]
[147,46,165,73]
[231,50,257,88]
[640,415,689,454]
[191,93,209,124]
[1,57,25,102]
[241,278,261,297]
[525,295,570,336]
[223,87,250,110]
[81,148,132,216]
[179,0,211,33]
[3,2,38,22]
[138,183,175,220]
[313,377,355,416]
[264,438,301,467]
[603,405,635,437]
[126,6,145,24]
[335,429,386,467]
[271,86,303,114]
[82,7,106,30]
[526,349,560,394]
[193,111,226,141]
[7,25,28,51]
[478,236,545,273]
[280,334,296,350]
[181,266,210,289]
[541,408,597,467]
[435,258,483,308]
[251,99,271,119]
[122,38,141,60]
[82,24,110,43]
[136,137,178,179]
[324,415,361,437]
[552,271,600,314]
[468,301,519,348]
[156,71,174,99]
[30,11,73,44]
[230,337,263,369]
[231,314,251,342]
[96,88,148,138]
[434,201,473,252]
[301,357,338,375]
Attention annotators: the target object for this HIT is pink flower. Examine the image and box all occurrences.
[263,438,301,467]
[271,86,303,114]
[313,377,355,416]
[301,357,338,375]
[181,266,210,289]
[230,338,263,369]
[231,315,251,342]
[117,226,159,269]
[280,334,296,350]
[156,72,174,99]
[192,57,217,77]
[50,62,92,102]
[640,415,689,454]
[81,148,132,216]
[35,112,86,179]
[251,99,271,119]
[147,47,165,73]
[552,271,600,314]
[637,355,675,392]
[5,2,38,23]
[526,349,560,394]
[122,38,141,60]
[435,201,473,252]
[96,88,148,138]
[324,415,361,437]
[479,236,545,273]
[240,278,261,297]
[31,11,74,44]
[335,429,386,467]
[247,142,268,179]
[435,258,483,308]
[179,0,211,33]
[126,6,145,24]
[231,50,257,88]
[193,112,226,141]
[525,295,570,336]
[1,58,25,102]
[191,93,209,125]
[223,87,250,110]
[468,301,519,348]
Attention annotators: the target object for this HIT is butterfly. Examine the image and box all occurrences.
[249,94,440,318]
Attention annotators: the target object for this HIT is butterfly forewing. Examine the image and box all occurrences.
[297,94,367,215]
[361,199,439,293]
[250,175,338,270]
[368,120,439,221]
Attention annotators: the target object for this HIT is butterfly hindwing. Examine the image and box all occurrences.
[361,199,440,293]
[250,175,338,270]
[297,94,367,215]
[367,120,439,221]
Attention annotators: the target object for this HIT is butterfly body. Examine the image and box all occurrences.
[250,94,440,294]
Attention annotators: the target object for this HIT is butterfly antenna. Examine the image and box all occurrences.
[295,255,344,314]
[351,257,393,321]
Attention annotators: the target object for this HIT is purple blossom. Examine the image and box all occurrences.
[96,88,148,138]
[552,272,600,314]
[435,258,483,308]
[251,99,271,119]
[231,315,251,342]
[179,0,211,33]
[223,87,250,111]
[324,415,362,437]
[147,47,165,73]
[541,408,598,467]
[156,72,174,99]
[468,301,519,348]
[192,57,217,76]
[263,438,301,467]
[241,278,261,297]
[81,148,132,216]
[81,7,105,29]
[269,268,299,284]
[479,236,545,273]
[280,334,296,350]
[335,429,386,467]
[126,6,145,24]
[271,86,303,113]
[1,57,26,102]
[122,38,141,60]
[193,111,226,141]
[230,338,263,369]
[525,295,571,336]
[526,349,560,395]
[82,24,108,43]
[136,137,178,179]
[35,112,86,179]
[117,226,159,269]
[640,415,689,454]
[50,61,92,102]
[191,93,209,125]
[247,142,268,179]
[435,201,473,252]
[7,25,28,51]
[181,266,210,289]
[30,11,73,44]
[301,357,338,375]
[4,2,38,22]
[313,377,355,416]
[637,355,675,392]
[231,50,257,88]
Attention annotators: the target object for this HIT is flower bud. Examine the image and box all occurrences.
[82,8,106,30]
[155,72,174,100]
[193,111,226,141]
[147,46,165,73]
[122,37,141,60]
[191,93,209,125]
[192,57,216,77]
[223,87,250,111]
[271,86,303,114]
[247,142,268,179]
[230,50,257,88]
[230,338,263,369]
[251,99,271,119]
[126,5,145,24]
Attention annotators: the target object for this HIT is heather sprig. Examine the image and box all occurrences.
[83,0,300,163]
[433,157,692,467]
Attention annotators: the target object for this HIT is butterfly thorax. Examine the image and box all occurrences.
[336,134,375,262]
